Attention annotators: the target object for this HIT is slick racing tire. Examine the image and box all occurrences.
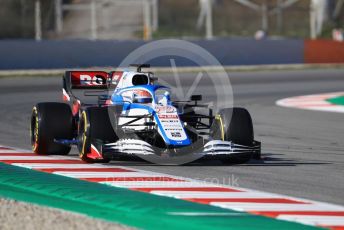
[31,102,73,155]
[210,107,254,164]
[78,107,118,163]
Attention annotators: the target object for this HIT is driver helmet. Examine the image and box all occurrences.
[134,90,152,103]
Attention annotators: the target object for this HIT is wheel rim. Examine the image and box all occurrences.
[210,115,224,141]
[77,111,89,158]
[30,107,39,152]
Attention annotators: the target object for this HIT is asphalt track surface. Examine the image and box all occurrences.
[0,68,343,206]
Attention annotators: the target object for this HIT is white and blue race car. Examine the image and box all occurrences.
[30,64,260,164]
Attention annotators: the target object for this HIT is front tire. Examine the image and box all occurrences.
[210,107,254,164]
[78,107,118,163]
[30,103,73,155]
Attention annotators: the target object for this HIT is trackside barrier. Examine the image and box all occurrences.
[0,39,303,70]
[304,39,344,64]
[1,39,344,70]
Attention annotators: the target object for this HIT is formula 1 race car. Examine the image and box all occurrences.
[30,64,260,164]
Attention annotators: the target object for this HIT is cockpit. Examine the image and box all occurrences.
[113,86,171,106]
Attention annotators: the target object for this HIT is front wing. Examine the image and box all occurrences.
[99,138,261,160]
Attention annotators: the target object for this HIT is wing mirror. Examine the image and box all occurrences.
[190,95,202,101]
[190,95,202,106]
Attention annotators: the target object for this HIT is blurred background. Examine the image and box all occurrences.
[0,0,343,70]
[0,0,343,41]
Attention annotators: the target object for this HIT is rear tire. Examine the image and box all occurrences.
[78,107,118,163]
[31,102,73,155]
[210,108,254,164]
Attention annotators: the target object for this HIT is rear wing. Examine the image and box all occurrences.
[62,69,154,105]
[63,71,110,90]
[62,71,113,105]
